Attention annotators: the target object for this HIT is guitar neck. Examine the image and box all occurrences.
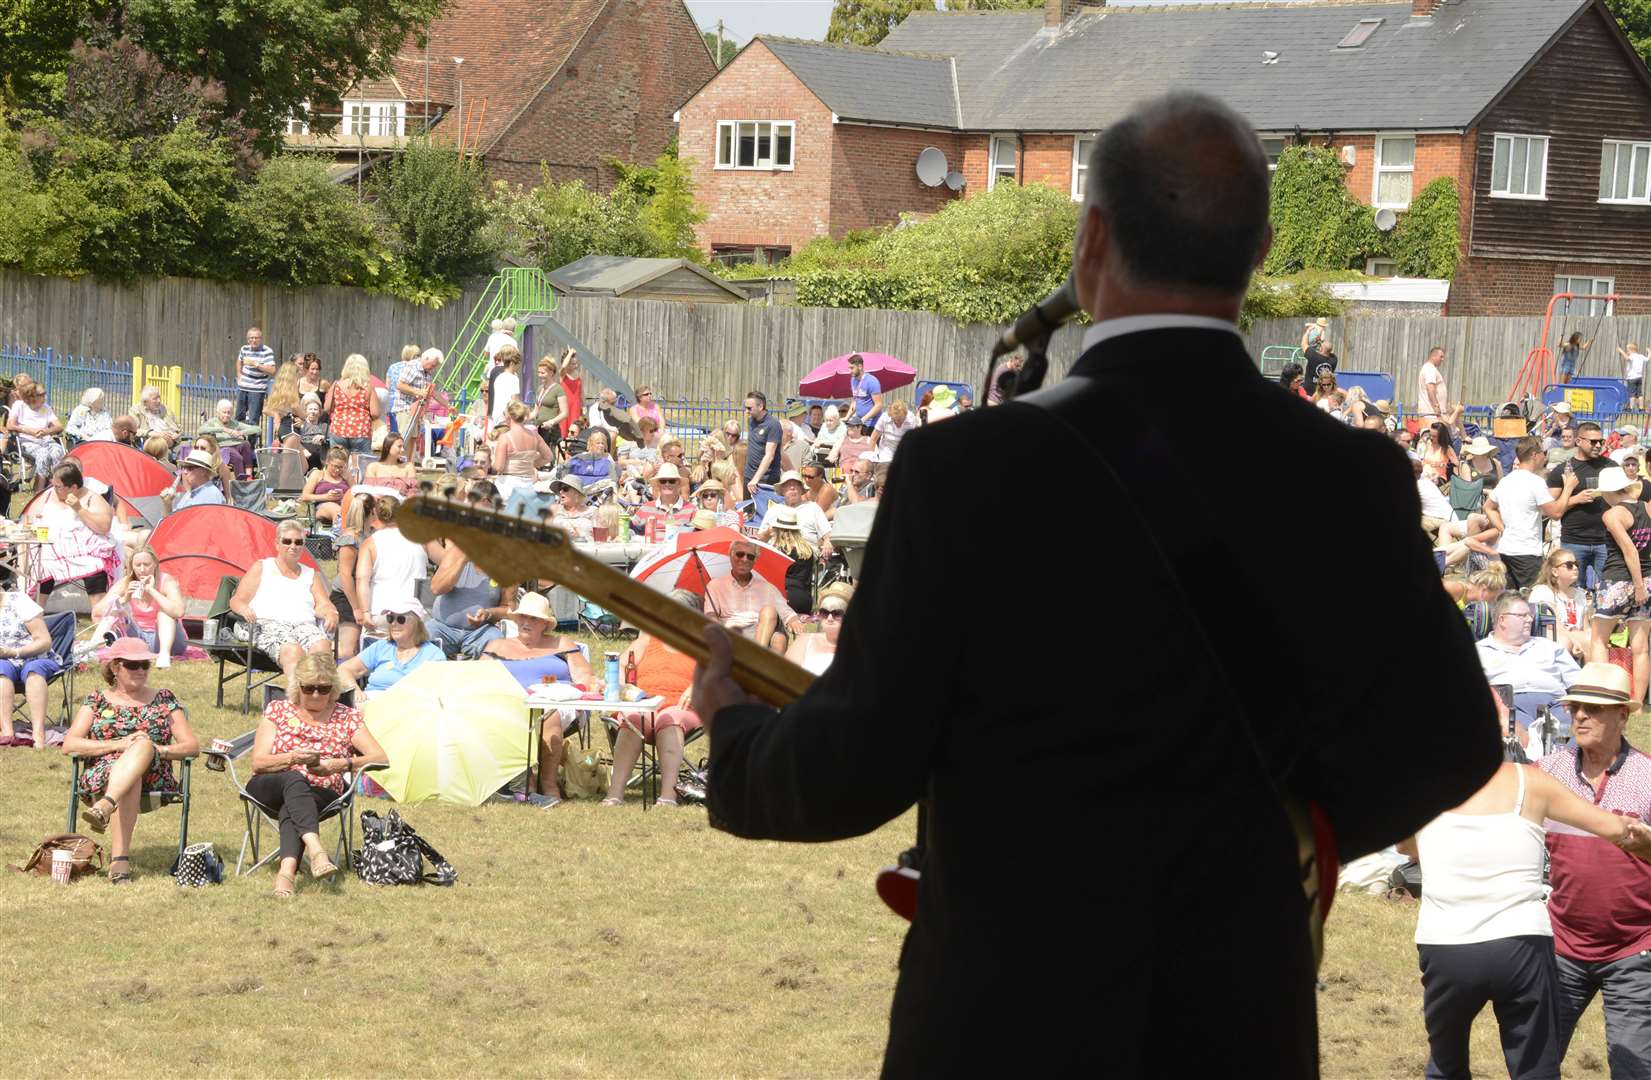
[400,494,814,708]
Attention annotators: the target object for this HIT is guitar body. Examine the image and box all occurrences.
[875,866,920,922]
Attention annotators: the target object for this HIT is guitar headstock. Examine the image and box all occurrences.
[400,490,574,588]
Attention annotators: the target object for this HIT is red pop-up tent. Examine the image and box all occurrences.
[148,505,320,612]
[66,441,176,526]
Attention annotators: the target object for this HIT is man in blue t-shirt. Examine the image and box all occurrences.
[744,391,785,519]
[849,354,884,426]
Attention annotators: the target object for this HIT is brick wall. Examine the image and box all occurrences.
[829,126,962,233]
[1449,258,1651,316]
[485,0,715,191]
[1021,133,1078,193]
[679,40,836,251]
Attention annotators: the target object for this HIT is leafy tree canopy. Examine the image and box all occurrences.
[825,0,934,47]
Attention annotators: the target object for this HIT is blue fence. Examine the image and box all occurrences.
[660,398,742,451]
[2,344,239,440]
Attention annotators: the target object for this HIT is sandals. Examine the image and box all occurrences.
[108,855,132,885]
[655,798,679,808]
[84,797,116,834]
[273,869,297,898]
[599,797,623,807]
[307,852,338,880]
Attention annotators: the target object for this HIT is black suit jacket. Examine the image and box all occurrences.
[708,327,1501,1077]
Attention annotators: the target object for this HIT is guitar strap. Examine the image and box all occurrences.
[1009,378,1332,968]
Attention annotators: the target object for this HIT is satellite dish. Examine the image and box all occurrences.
[944,170,965,191]
[1373,207,1398,232]
[916,147,948,187]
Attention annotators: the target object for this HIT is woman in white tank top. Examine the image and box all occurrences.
[1401,688,1651,1079]
[354,499,428,630]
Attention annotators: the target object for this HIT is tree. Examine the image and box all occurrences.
[229,156,389,287]
[700,28,738,67]
[491,175,657,271]
[825,0,935,47]
[1263,144,1381,274]
[637,152,707,260]
[371,141,503,286]
[0,0,446,148]
[1605,0,1651,66]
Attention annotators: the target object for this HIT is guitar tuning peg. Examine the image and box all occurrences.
[490,496,506,513]
[418,480,434,495]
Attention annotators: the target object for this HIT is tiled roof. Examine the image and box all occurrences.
[338,0,611,151]
[761,37,959,128]
[834,0,1598,132]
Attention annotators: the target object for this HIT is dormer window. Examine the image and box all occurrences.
[1337,18,1383,48]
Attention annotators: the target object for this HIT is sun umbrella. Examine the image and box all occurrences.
[799,352,917,397]
[630,526,791,597]
[364,659,533,808]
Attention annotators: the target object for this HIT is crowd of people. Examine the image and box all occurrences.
[1293,342,1651,1076]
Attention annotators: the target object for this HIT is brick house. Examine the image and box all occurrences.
[675,0,1651,316]
[284,0,716,191]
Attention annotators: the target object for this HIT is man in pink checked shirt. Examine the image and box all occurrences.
[704,537,803,653]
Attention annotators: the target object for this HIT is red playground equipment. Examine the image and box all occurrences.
[1508,290,1639,403]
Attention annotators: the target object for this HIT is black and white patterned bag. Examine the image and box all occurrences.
[171,842,224,888]
[353,810,457,887]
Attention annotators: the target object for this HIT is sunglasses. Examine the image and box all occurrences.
[658,479,680,485]
[278,537,304,547]
[116,659,152,671]
[1556,561,1578,569]
[387,613,413,625]
[1582,438,1604,446]
[816,608,846,621]
[730,551,757,561]
[300,683,334,695]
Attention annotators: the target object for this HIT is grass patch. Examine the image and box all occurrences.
[0,657,1627,1076]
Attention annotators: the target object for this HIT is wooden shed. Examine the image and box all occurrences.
[547,256,750,304]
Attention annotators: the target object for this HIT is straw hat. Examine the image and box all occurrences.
[1464,436,1496,457]
[1372,399,1392,415]
[653,463,683,482]
[1559,662,1633,707]
[696,478,725,496]
[769,506,801,530]
[689,509,719,531]
[549,475,585,496]
[181,449,217,472]
[509,592,554,622]
[776,470,804,489]
[1597,466,1637,493]
[1552,401,1572,414]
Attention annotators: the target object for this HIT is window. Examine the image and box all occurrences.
[1071,134,1096,200]
[1554,275,1614,318]
[714,121,795,170]
[1259,136,1287,173]
[1365,258,1398,277]
[1600,140,1651,203]
[345,100,405,137]
[989,136,1018,191]
[1491,133,1548,199]
[284,107,310,137]
[1372,136,1414,208]
[1336,18,1383,48]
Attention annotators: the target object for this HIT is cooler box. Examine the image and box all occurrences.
[831,502,880,579]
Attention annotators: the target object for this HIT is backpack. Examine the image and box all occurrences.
[12,834,104,879]
[353,810,457,886]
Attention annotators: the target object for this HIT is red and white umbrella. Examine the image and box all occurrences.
[630,527,791,597]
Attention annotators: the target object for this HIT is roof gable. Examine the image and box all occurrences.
[761,37,959,129]
[548,255,748,299]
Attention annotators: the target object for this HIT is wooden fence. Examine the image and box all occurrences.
[5,267,1649,406]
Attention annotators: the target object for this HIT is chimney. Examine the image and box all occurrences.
[1411,0,1442,16]
[1045,0,1104,28]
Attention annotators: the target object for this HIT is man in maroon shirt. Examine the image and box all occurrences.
[1539,663,1651,1073]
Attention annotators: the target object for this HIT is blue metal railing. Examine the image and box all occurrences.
[659,398,743,453]
[1,344,240,440]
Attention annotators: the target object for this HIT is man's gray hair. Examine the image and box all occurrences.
[1490,591,1527,623]
[1086,91,1270,293]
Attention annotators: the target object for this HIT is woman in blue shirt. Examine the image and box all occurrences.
[337,598,444,696]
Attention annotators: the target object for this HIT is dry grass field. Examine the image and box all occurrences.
[0,656,1630,1077]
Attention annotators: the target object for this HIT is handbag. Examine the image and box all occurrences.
[170,842,225,887]
[12,834,104,879]
[353,810,457,886]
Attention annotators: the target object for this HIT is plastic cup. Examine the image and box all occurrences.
[51,848,72,884]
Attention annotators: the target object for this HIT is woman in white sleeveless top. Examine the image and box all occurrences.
[1401,680,1651,1079]
[229,519,339,673]
[354,497,427,633]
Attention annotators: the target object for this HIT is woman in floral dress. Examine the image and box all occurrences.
[63,638,197,883]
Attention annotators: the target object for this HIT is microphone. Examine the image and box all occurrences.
[992,276,1079,359]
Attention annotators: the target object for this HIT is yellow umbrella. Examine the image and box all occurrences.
[364,658,534,808]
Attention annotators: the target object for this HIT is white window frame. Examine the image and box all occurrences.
[1599,139,1651,205]
[988,136,1018,192]
[1258,136,1287,173]
[1071,134,1096,201]
[1371,134,1415,209]
[1490,132,1549,201]
[713,120,796,171]
[346,100,405,137]
[1365,257,1398,277]
[1554,275,1615,318]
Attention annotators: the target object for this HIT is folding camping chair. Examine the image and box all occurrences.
[601,713,707,810]
[12,611,79,733]
[203,730,385,876]
[66,745,195,866]
[1447,475,1486,519]
[255,447,308,502]
[195,576,284,714]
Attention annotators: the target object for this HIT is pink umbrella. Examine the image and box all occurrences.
[630,527,791,597]
[798,352,916,397]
